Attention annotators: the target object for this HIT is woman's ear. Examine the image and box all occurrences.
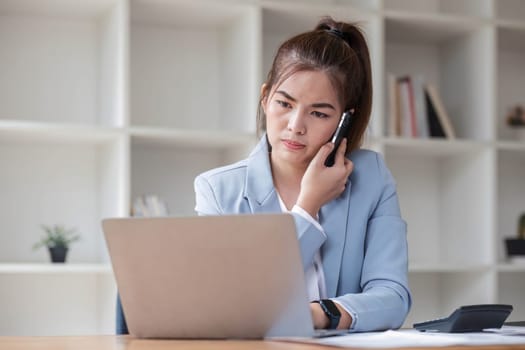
[260,83,268,113]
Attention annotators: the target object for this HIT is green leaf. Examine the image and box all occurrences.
[33,224,81,251]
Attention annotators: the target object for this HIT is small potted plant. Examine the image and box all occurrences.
[33,224,81,263]
[506,105,525,141]
[505,213,525,261]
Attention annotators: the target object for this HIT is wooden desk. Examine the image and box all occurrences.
[1,336,525,350]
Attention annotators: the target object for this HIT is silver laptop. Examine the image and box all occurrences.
[103,213,349,339]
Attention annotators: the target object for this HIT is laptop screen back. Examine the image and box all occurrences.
[103,213,315,339]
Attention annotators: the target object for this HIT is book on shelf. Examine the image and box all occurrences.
[425,89,446,138]
[387,73,456,139]
[387,73,401,137]
[425,83,456,139]
[412,76,429,138]
[397,76,418,138]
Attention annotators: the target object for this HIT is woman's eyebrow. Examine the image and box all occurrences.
[276,90,296,101]
[275,90,336,110]
[311,102,336,110]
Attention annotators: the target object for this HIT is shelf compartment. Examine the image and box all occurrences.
[385,145,494,267]
[498,26,525,52]
[0,138,127,263]
[0,0,125,127]
[130,140,251,217]
[498,271,525,322]
[495,0,525,23]
[497,149,525,263]
[496,26,525,142]
[385,15,493,141]
[383,0,491,19]
[262,0,372,74]
[0,273,116,336]
[129,0,260,132]
[405,270,495,328]
[384,11,482,44]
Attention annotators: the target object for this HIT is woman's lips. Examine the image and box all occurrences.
[282,139,305,150]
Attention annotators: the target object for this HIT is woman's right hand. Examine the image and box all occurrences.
[296,138,354,218]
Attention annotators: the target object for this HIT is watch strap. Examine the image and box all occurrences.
[318,299,341,329]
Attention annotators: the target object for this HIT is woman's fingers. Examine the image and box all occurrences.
[335,138,347,166]
[312,142,335,166]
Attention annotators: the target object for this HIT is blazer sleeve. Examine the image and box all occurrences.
[194,174,222,215]
[334,153,411,332]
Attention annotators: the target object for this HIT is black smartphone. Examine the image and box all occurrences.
[324,110,352,167]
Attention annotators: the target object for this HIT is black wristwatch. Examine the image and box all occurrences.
[317,299,341,329]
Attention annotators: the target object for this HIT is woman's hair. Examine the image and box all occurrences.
[258,17,372,154]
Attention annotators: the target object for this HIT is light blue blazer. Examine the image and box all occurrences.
[194,136,411,332]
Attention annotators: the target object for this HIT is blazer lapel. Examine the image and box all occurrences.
[319,180,352,298]
[244,136,280,213]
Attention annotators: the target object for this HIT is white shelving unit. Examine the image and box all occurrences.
[0,0,524,335]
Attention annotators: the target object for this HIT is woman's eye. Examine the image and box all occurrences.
[312,111,329,119]
[276,100,291,108]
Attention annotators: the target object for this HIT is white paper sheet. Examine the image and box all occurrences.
[485,325,525,336]
[279,329,525,348]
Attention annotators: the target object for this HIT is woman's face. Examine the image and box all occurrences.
[262,70,343,169]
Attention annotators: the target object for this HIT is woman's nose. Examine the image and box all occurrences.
[287,110,306,135]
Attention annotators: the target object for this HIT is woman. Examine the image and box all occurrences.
[194,17,411,332]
